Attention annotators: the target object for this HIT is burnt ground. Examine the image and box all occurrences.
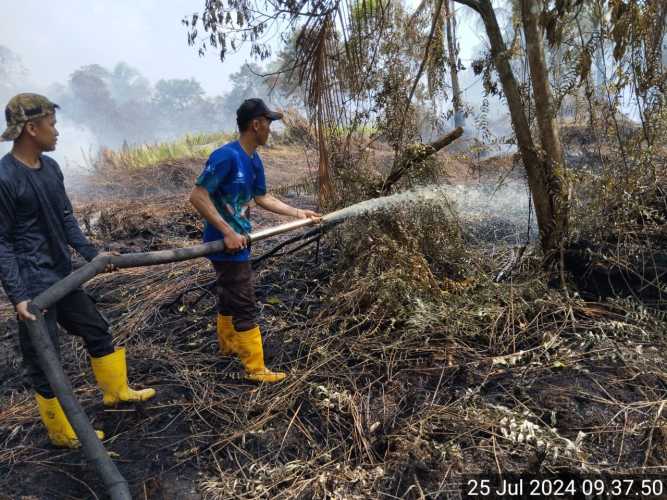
[1,143,667,499]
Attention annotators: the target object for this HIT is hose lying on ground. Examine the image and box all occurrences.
[25,216,332,500]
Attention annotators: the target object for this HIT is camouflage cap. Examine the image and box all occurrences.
[2,93,59,141]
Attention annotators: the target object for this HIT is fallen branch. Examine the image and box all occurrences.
[377,127,464,195]
[251,220,341,267]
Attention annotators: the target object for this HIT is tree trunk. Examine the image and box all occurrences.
[454,0,569,262]
[520,0,568,257]
[592,2,605,96]
[316,109,334,206]
[308,15,335,207]
[444,0,465,127]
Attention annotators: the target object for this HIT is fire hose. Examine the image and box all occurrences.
[23,215,337,500]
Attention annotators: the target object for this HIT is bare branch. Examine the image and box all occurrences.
[452,0,481,14]
[398,0,446,147]
[409,0,429,22]
[377,127,464,195]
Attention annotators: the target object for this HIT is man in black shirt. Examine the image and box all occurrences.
[0,93,155,448]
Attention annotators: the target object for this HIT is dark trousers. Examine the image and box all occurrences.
[212,260,258,332]
[18,289,114,398]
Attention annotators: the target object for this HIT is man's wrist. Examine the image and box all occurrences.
[13,296,30,308]
[220,225,238,238]
[215,218,234,237]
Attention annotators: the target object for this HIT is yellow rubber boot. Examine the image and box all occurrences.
[36,394,104,448]
[217,314,235,355]
[90,348,156,406]
[234,326,286,383]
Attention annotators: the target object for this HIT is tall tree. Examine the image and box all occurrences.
[455,0,569,263]
[221,63,275,118]
[67,65,120,139]
[110,62,152,104]
[444,0,465,127]
[154,78,205,111]
[0,46,29,103]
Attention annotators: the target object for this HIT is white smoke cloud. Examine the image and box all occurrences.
[0,118,98,178]
[51,119,100,173]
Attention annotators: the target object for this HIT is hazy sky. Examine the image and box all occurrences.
[0,1,510,168]
[1,1,490,96]
[1,0,250,95]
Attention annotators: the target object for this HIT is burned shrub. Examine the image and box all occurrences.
[567,152,667,301]
[328,199,468,325]
[278,109,317,147]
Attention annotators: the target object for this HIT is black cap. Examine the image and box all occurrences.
[236,98,283,127]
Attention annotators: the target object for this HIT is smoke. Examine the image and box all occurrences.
[0,45,289,173]
[445,181,537,243]
[0,118,98,171]
[0,47,101,170]
[51,120,100,172]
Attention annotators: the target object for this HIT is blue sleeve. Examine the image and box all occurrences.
[0,176,30,305]
[196,152,233,194]
[252,156,267,196]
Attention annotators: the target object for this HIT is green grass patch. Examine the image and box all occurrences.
[100,131,233,171]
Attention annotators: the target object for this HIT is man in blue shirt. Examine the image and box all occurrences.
[190,98,320,382]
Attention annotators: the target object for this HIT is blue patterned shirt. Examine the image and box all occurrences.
[195,141,267,262]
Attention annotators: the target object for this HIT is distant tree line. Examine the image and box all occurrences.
[0,46,297,148]
[0,45,29,104]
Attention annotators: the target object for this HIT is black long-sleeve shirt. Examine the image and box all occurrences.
[0,153,98,305]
